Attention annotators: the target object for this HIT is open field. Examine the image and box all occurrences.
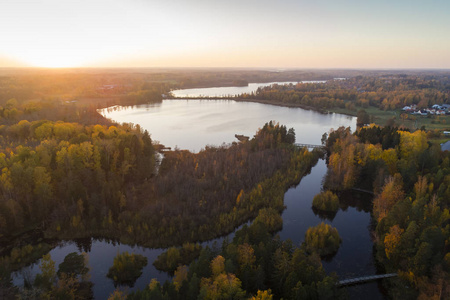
[329,105,450,131]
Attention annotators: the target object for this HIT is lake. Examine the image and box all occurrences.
[99,99,355,152]
[14,83,386,299]
[171,81,325,98]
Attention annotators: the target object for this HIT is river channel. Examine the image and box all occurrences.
[13,82,386,299]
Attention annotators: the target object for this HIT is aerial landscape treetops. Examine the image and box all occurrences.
[0,68,448,299]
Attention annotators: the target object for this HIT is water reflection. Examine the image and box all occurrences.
[13,239,170,300]
[338,190,373,213]
[279,159,385,299]
[74,237,92,253]
[171,81,321,98]
[99,100,355,152]
[311,207,338,222]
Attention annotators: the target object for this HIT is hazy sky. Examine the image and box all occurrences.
[1,0,449,68]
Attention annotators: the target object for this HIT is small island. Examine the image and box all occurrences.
[304,222,341,256]
[107,252,148,287]
[312,191,339,212]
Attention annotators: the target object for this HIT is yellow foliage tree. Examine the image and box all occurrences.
[399,130,428,161]
[200,273,245,300]
[211,255,225,277]
[107,289,127,300]
[384,225,404,259]
[381,148,398,175]
[251,289,273,300]
[173,265,188,291]
[373,174,405,221]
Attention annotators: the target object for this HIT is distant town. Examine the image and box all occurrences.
[402,104,450,116]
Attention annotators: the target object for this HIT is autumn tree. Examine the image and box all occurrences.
[373,174,405,221]
[384,225,404,260]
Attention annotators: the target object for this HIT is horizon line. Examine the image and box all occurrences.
[1,66,450,71]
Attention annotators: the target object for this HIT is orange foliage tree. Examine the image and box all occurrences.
[373,174,405,222]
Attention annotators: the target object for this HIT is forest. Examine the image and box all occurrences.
[0,102,324,298]
[239,74,450,111]
[0,116,318,242]
[0,69,449,299]
[238,74,450,131]
[322,125,450,299]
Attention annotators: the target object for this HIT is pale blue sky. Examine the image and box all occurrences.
[0,0,449,68]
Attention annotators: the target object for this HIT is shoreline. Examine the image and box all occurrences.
[98,96,357,124]
[164,96,357,117]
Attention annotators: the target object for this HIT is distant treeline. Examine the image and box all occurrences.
[239,74,450,112]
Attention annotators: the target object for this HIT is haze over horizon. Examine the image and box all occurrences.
[1,0,449,69]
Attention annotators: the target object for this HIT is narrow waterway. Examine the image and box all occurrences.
[13,159,385,299]
[280,159,385,299]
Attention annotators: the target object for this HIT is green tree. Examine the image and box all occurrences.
[356,109,370,126]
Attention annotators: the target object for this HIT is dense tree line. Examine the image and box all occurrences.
[323,125,450,299]
[0,120,155,243]
[0,121,324,299]
[0,119,305,247]
[239,74,450,112]
[77,122,319,247]
[154,243,203,274]
[0,69,370,110]
[0,120,321,280]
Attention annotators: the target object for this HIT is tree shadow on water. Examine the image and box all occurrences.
[338,190,373,213]
[311,207,338,222]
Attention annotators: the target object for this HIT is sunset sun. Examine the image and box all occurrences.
[17,49,89,68]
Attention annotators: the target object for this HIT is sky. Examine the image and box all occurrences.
[1,0,449,68]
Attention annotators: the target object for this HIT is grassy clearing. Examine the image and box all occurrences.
[328,105,450,131]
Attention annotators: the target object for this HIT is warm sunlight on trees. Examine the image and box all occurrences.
[373,174,405,222]
[384,225,404,259]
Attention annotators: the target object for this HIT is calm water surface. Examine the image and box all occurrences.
[171,81,325,98]
[100,99,355,152]
[14,88,386,299]
[281,159,385,299]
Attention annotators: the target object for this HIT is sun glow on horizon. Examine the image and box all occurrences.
[16,51,89,68]
[1,0,450,69]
